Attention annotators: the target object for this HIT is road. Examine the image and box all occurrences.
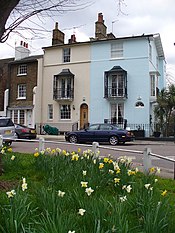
[11,138,175,179]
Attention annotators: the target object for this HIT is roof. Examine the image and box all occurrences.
[43,33,165,59]
[9,54,43,64]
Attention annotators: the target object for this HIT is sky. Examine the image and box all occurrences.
[0,0,175,83]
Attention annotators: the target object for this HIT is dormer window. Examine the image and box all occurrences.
[18,64,27,75]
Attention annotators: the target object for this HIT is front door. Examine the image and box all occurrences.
[80,104,88,129]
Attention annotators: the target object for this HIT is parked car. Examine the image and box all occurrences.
[0,117,17,145]
[65,123,135,145]
[15,124,37,139]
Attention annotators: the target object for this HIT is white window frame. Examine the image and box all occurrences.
[63,48,71,63]
[11,109,25,124]
[17,64,27,75]
[60,104,71,119]
[48,104,53,120]
[17,84,26,99]
[150,74,157,97]
[111,42,123,58]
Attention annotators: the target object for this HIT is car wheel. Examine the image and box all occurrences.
[109,136,119,146]
[69,135,78,143]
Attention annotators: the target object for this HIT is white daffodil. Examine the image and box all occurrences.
[6,189,16,198]
[119,195,127,202]
[85,187,94,196]
[83,170,87,176]
[144,183,151,189]
[81,181,88,188]
[78,208,86,216]
[11,155,15,160]
[155,178,158,183]
[68,231,75,233]
[57,190,65,197]
[126,185,132,193]
[22,182,27,191]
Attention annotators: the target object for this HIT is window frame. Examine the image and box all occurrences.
[17,64,27,76]
[60,104,71,119]
[48,104,53,120]
[17,84,27,99]
[63,48,71,63]
[111,42,123,58]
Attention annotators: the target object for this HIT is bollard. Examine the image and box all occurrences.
[92,142,99,158]
[143,147,152,174]
[39,137,45,152]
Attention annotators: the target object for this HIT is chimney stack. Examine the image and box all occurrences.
[52,22,65,45]
[95,13,107,40]
[68,34,77,44]
[15,41,30,60]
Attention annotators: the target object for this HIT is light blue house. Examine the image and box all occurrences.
[90,13,166,137]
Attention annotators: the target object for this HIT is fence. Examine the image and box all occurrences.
[1,136,175,179]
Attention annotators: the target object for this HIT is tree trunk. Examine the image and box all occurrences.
[0,0,20,42]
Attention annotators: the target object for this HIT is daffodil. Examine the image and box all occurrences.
[116,168,121,174]
[68,231,75,233]
[156,167,161,173]
[125,185,132,193]
[58,190,65,197]
[119,195,127,202]
[34,152,39,157]
[161,190,167,196]
[6,189,16,198]
[114,178,120,184]
[78,148,81,153]
[11,155,15,160]
[104,157,109,163]
[127,170,136,176]
[81,181,88,187]
[99,163,104,169]
[22,183,27,191]
[7,148,12,153]
[155,178,158,183]
[149,167,155,173]
[72,154,79,161]
[144,183,151,189]
[85,187,94,196]
[78,208,86,216]
[109,169,114,174]
[82,170,87,176]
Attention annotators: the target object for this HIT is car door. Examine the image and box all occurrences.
[81,124,100,142]
[96,124,113,142]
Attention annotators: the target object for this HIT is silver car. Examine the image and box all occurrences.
[0,117,17,145]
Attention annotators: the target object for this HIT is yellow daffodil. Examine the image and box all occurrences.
[72,154,79,161]
[149,167,155,173]
[161,190,167,196]
[108,159,113,164]
[116,168,121,174]
[7,148,12,153]
[62,150,67,155]
[85,187,94,196]
[104,157,109,163]
[81,181,88,187]
[127,170,136,176]
[78,208,86,216]
[34,152,39,157]
[78,148,81,153]
[99,163,104,169]
[114,178,120,183]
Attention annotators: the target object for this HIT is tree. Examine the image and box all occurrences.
[0,0,92,43]
[154,84,175,136]
[0,0,126,43]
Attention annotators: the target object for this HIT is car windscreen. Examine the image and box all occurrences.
[0,119,14,127]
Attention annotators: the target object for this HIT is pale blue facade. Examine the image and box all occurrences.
[89,34,166,136]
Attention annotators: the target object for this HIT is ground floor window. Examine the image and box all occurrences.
[10,109,25,125]
[111,103,124,124]
[48,104,53,120]
[60,104,71,119]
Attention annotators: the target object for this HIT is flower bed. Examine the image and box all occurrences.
[0,146,175,232]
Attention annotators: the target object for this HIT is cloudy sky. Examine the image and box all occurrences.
[1,0,175,83]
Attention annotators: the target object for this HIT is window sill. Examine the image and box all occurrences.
[17,97,26,100]
[17,73,27,76]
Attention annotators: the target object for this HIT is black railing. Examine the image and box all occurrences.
[105,87,127,98]
[53,88,74,100]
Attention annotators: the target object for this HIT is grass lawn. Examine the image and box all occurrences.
[0,146,175,233]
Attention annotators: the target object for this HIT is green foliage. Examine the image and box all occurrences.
[0,148,175,232]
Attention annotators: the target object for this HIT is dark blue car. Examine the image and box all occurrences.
[65,123,135,145]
